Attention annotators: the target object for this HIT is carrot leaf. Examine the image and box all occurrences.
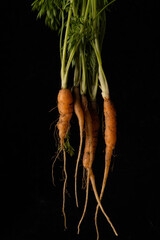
[64,133,75,157]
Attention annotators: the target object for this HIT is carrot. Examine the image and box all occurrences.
[77,96,117,236]
[56,88,73,229]
[90,100,100,160]
[77,95,93,233]
[95,97,117,239]
[73,86,84,207]
[81,100,99,189]
[82,100,100,169]
[81,95,93,169]
[57,89,73,147]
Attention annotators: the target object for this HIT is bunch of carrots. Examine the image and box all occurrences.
[32,0,118,238]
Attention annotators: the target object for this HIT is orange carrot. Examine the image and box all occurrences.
[56,88,73,229]
[57,88,73,147]
[73,87,84,207]
[82,100,100,169]
[77,96,117,236]
[81,95,93,169]
[81,100,100,189]
[95,97,117,239]
[77,95,93,233]
[102,98,117,198]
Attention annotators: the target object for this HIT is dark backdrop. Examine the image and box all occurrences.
[1,0,160,239]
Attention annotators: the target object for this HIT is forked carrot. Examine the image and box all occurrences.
[77,96,117,236]
[73,86,84,207]
[95,97,117,239]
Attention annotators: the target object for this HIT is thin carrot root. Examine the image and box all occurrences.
[95,98,117,238]
[78,166,118,236]
[89,169,118,237]
[73,87,84,207]
[56,88,73,229]
[77,169,90,234]
[95,153,112,239]
[62,149,67,230]
[82,167,87,189]
[51,149,61,186]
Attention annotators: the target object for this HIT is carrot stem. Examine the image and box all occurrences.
[61,4,72,88]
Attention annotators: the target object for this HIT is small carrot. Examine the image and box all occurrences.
[77,95,93,233]
[56,88,73,229]
[57,88,73,147]
[81,100,99,189]
[73,86,84,207]
[95,97,117,239]
[82,100,100,169]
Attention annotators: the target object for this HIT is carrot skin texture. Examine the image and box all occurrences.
[73,87,84,136]
[57,89,73,146]
[73,87,84,207]
[103,98,117,195]
[77,95,93,233]
[56,88,73,229]
[82,99,100,169]
[95,98,117,239]
[104,98,117,150]
[81,95,93,169]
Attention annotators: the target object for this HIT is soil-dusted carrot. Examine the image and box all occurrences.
[57,88,73,147]
[77,94,93,233]
[95,97,117,239]
[82,100,100,169]
[81,100,99,188]
[81,95,93,169]
[57,88,73,229]
[73,86,84,207]
[78,95,117,236]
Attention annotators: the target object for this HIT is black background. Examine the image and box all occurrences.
[1,0,160,239]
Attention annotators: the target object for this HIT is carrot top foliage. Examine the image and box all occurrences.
[32,0,116,96]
